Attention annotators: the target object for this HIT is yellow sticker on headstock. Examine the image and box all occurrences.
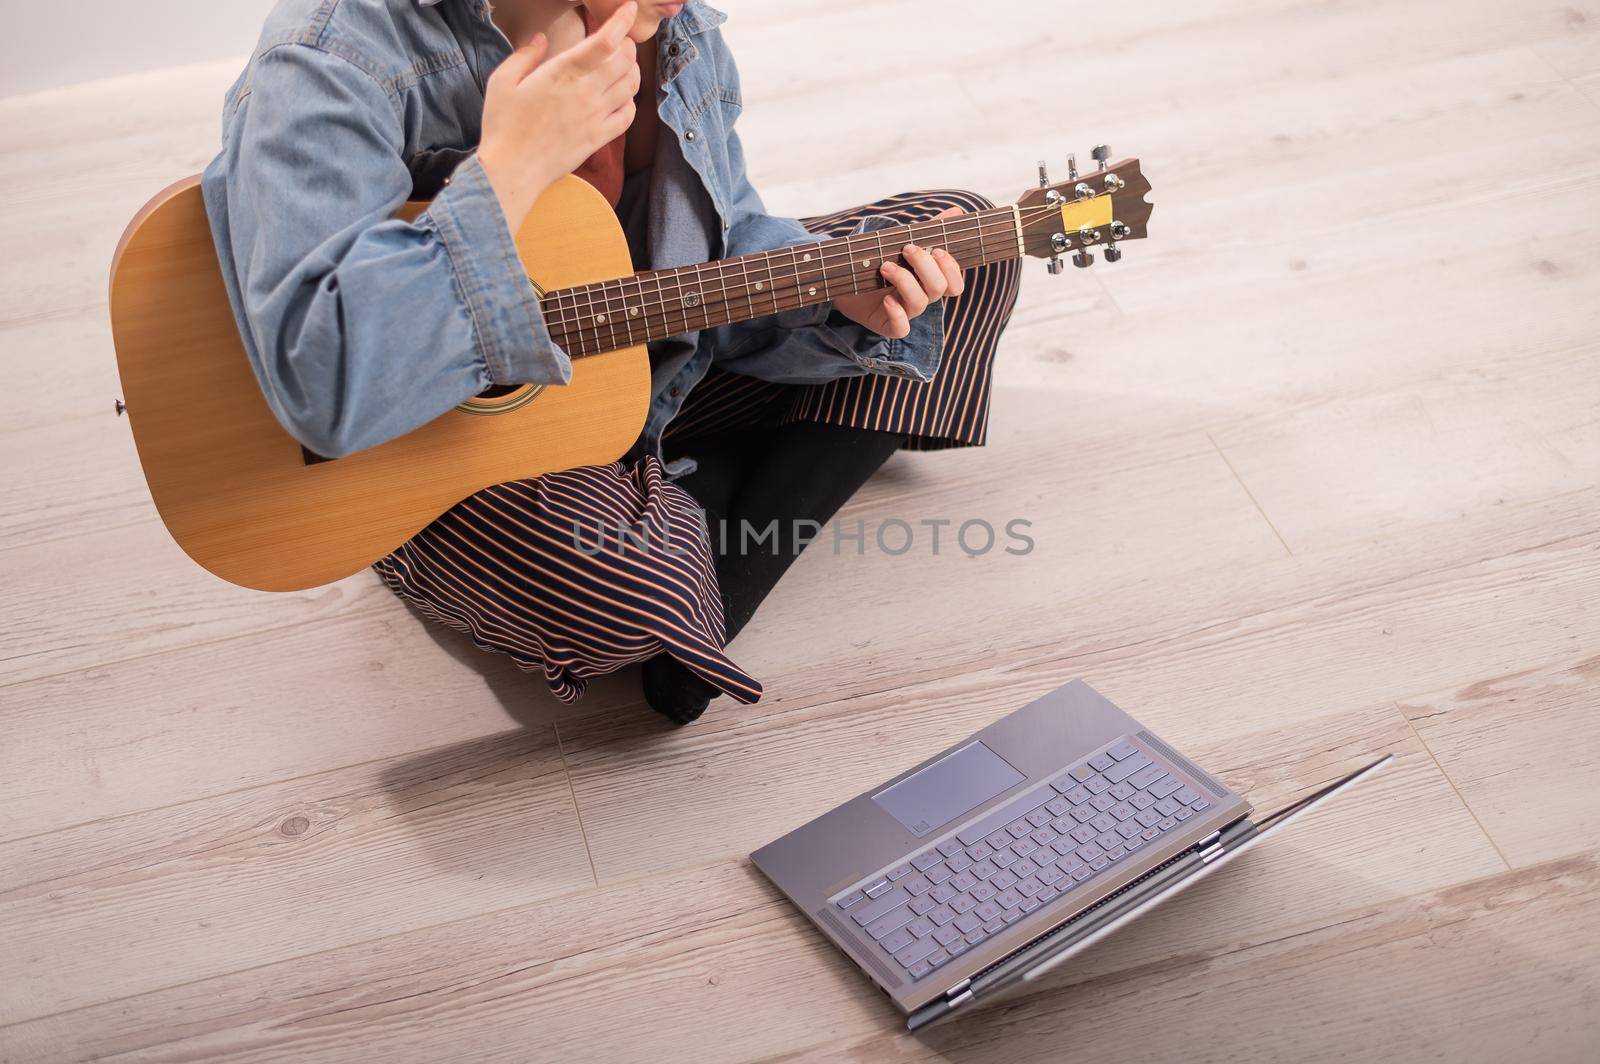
[1059,196,1114,231]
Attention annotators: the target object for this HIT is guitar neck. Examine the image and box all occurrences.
[540,204,1026,358]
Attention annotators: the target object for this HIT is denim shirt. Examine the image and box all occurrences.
[200,0,944,462]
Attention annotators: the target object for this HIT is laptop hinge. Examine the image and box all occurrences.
[943,977,972,1001]
[945,988,974,1010]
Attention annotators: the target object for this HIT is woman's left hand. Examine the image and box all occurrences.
[828,206,966,338]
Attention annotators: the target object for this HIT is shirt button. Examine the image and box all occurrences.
[684,129,697,142]
[667,42,680,56]
[669,386,681,397]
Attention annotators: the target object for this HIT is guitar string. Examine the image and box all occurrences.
[542,204,1057,332]
[544,209,1060,356]
[546,219,1023,357]
[542,201,1075,355]
[548,219,1018,357]
[548,215,1016,334]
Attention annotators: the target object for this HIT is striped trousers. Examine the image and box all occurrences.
[373,188,1021,705]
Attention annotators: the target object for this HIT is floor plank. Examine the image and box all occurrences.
[1401,652,1600,868]
[0,724,594,1026]
[821,851,1600,1063]
[0,700,1507,1059]
[562,531,1595,883]
[0,606,634,841]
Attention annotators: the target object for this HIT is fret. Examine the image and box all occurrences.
[837,234,857,296]
[812,241,838,300]
[550,288,575,356]
[682,263,702,333]
[630,272,647,345]
[613,278,633,348]
[786,245,804,311]
[657,267,678,339]
[738,253,757,322]
[762,251,777,315]
[665,265,687,336]
[693,261,715,332]
[690,261,716,332]
[601,279,619,352]
[714,257,732,330]
[578,284,596,356]
[618,277,635,346]
[582,283,603,353]
[787,245,804,319]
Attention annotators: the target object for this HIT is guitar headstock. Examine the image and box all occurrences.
[1012,146,1152,271]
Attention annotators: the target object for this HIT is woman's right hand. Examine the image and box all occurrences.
[478,1,641,229]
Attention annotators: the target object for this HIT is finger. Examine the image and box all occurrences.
[881,260,929,319]
[567,1,638,69]
[599,46,639,95]
[901,243,949,302]
[601,56,640,109]
[490,32,550,87]
[877,293,910,338]
[599,99,636,141]
[932,247,965,296]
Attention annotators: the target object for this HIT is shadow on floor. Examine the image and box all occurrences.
[370,597,694,881]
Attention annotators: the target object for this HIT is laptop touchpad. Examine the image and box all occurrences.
[872,741,1026,837]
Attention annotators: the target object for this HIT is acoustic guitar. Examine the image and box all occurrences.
[109,151,1151,591]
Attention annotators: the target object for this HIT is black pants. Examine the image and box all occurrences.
[667,420,906,644]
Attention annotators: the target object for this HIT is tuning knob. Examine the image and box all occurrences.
[1047,257,1066,275]
[1091,144,1110,171]
[1104,245,1123,263]
[1073,249,1094,268]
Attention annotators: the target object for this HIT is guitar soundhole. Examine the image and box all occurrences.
[477,384,521,399]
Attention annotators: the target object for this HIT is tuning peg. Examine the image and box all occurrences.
[1073,249,1094,268]
[1091,144,1110,171]
[1104,245,1122,263]
[1037,159,1050,188]
[1047,257,1066,275]
[1066,153,1079,181]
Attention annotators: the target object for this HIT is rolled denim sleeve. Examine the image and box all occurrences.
[706,110,945,388]
[425,152,572,388]
[200,42,569,460]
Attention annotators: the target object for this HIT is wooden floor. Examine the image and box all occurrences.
[4,0,1600,1059]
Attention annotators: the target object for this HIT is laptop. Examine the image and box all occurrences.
[751,679,1392,1030]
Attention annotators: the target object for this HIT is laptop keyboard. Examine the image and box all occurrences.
[832,735,1212,981]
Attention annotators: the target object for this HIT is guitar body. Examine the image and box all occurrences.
[109,175,650,592]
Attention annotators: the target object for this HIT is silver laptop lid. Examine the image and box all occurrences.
[750,680,1252,1016]
[908,753,1395,1028]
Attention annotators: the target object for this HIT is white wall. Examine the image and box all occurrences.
[0,0,272,97]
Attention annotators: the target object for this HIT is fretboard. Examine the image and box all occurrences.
[540,205,1027,358]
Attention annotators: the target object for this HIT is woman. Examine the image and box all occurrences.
[202,0,1019,723]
